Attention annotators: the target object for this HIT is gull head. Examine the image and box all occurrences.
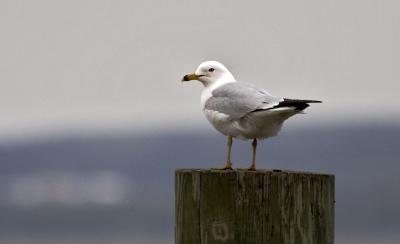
[182,61,236,87]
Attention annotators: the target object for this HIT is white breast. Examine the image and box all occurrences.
[203,109,243,137]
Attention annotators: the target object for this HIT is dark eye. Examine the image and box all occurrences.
[208,68,215,72]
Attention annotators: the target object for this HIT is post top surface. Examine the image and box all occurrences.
[176,168,334,177]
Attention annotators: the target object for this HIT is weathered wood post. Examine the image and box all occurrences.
[175,169,334,244]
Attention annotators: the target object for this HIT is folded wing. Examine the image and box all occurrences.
[204,82,283,119]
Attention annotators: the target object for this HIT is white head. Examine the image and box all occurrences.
[182,61,236,87]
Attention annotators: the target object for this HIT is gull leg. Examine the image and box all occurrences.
[237,138,257,171]
[248,138,257,171]
[212,136,233,170]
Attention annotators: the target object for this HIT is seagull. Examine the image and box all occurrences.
[182,61,321,170]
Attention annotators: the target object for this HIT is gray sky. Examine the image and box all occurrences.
[1,0,399,141]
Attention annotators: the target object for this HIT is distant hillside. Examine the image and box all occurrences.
[0,123,399,243]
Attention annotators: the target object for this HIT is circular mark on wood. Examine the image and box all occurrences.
[211,221,230,242]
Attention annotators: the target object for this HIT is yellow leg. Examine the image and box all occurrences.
[248,138,257,171]
[237,138,257,171]
[212,136,233,170]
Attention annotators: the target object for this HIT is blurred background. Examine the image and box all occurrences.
[1,0,399,243]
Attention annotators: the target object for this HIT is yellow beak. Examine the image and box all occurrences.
[182,73,200,82]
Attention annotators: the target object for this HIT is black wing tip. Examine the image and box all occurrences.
[283,98,322,103]
[252,98,322,113]
[307,100,322,103]
[273,98,322,111]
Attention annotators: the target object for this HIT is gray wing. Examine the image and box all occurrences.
[204,82,282,119]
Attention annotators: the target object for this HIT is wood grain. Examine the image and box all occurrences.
[175,169,334,244]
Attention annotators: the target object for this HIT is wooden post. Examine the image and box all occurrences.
[175,169,334,244]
